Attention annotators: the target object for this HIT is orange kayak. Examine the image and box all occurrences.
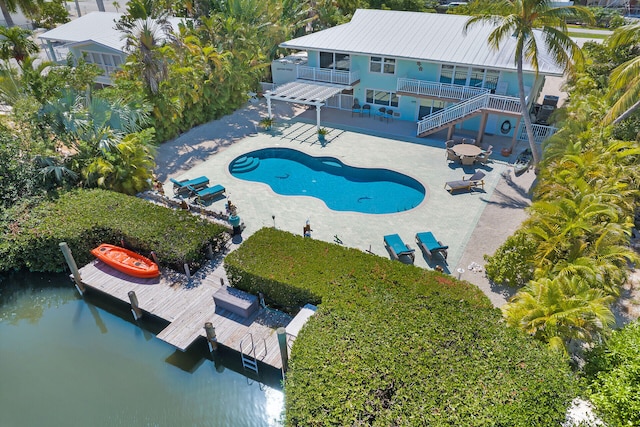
[91,244,160,278]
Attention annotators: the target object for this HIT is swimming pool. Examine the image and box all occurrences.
[229,148,425,214]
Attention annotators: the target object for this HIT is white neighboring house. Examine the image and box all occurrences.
[38,12,183,86]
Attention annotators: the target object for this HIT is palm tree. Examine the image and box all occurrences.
[0,0,41,28]
[465,0,593,166]
[503,276,615,353]
[602,22,640,125]
[0,26,38,66]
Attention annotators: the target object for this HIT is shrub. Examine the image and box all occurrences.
[225,228,579,425]
[484,230,536,287]
[0,189,228,273]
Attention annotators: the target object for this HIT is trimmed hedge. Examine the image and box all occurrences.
[0,189,228,273]
[225,228,579,426]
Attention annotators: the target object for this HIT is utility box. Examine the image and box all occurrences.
[271,52,308,86]
[542,95,559,108]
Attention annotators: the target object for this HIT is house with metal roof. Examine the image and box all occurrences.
[38,12,183,86]
[270,9,563,142]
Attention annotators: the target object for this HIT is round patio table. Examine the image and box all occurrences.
[452,144,482,157]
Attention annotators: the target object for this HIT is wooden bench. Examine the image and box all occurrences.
[213,286,258,318]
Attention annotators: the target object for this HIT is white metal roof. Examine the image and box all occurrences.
[280,9,565,76]
[38,12,186,53]
[264,81,345,105]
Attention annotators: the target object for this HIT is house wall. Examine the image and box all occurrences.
[69,43,126,86]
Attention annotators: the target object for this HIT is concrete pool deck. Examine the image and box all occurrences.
[155,101,536,307]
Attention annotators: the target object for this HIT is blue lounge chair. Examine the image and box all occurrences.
[444,171,485,193]
[191,184,226,205]
[383,234,415,262]
[415,232,448,262]
[170,176,209,196]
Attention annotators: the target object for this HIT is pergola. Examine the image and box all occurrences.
[263,81,348,129]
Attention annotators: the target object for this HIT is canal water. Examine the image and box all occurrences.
[0,272,284,427]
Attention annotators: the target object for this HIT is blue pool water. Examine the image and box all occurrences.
[229,148,425,214]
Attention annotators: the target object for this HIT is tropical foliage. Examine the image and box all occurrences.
[225,228,579,426]
[465,0,593,165]
[584,321,640,427]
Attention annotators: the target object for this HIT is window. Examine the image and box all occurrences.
[319,51,350,71]
[484,69,499,92]
[80,50,123,75]
[440,65,454,84]
[470,68,485,88]
[365,89,399,107]
[370,56,395,74]
[454,66,468,85]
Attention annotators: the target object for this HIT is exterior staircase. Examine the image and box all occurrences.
[416,92,522,137]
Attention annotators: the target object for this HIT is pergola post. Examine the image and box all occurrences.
[267,97,272,119]
[316,104,321,130]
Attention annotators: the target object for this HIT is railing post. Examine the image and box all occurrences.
[128,290,143,320]
[205,322,217,351]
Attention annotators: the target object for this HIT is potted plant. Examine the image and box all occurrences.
[317,127,328,142]
[259,117,274,131]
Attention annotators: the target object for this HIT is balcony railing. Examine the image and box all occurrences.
[397,78,489,100]
[517,122,557,144]
[296,66,360,85]
[485,95,522,114]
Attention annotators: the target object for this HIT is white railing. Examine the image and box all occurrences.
[416,92,524,135]
[296,66,360,85]
[325,93,354,110]
[417,93,488,135]
[517,122,557,144]
[397,78,489,100]
[486,95,522,114]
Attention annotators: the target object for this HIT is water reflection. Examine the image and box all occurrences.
[0,272,284,427]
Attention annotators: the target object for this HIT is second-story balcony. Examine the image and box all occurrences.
[397,78,489,101]
[296,65,360,86]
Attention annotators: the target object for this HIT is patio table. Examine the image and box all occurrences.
[452,144,482,157]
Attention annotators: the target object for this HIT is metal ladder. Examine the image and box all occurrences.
[239,333,267,375]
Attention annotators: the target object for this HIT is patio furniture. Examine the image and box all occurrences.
[190,184,226,205]
[461,155,476,166]
[476,149,492,164]
[170,176,209,196]
[376,107,387,121]
[362,104,371,117]
[386,108,394,122]
[451,144,482,158]
[445,140,455,148]
[383,234,415,262]
[444,170,486,193]
[446,148,461,163]
[352,102,362,117]
[415,232,448,262]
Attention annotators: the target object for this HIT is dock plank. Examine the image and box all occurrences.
[77,260,293,371]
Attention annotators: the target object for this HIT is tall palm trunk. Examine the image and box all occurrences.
[517,54,541,165]
[95,0,105,12]
[0,0,15,27]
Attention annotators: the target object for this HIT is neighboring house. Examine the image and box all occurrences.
[271,9,563,143]
[38,12,183,86]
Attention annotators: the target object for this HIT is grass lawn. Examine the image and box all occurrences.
[568,31,610,40]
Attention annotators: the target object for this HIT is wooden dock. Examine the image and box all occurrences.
[76,259,294,371]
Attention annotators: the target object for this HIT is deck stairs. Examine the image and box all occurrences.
[417,92,522,137]
[239,333,267,375]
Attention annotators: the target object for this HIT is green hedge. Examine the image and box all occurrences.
[225,228,579,426]
[0,189,228,273]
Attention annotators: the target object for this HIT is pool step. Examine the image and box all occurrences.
[231,156,260,173]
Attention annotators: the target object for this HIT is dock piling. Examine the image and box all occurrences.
[184,263,191,280]
[128,291,143,320]
[277,327,288,374]
[59,242,85,295]
[204,322,217,351]
[150,251,159,265]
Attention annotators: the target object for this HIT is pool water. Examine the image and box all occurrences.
[229,148,425,214]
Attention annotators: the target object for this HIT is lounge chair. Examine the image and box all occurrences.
[383,234,415,262]
[444,170,486,193]
[191,184,226,205]
[170,176,209,196]
[415,232,448,262]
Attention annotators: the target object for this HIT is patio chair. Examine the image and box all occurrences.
[445,140,455,148]
[386,109,394,122]
[444,170,486,193]
[376,107,387,121]
[476,149,492,164]
[415,232,448,262]
[190,184,226,205]
[446,148,461,163]
[383,234,415,263]
[481,144,493,153]
[170,176,209,196]
[351,102,362,117]
[362,104,371,117]
[461,155,476,166]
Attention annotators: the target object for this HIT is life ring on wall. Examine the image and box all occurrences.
[500,120,512,134]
